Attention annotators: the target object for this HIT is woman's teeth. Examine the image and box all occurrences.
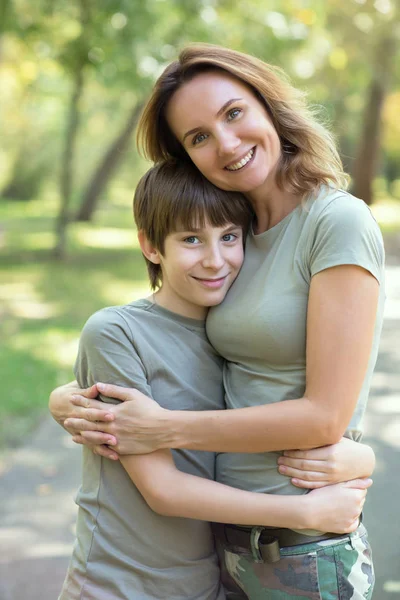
[225,148,254,171]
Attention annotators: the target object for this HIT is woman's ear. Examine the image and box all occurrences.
[138,230,161,264]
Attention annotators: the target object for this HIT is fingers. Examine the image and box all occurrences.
[279,455,329,472]
[341,477,373,490]
[72,436,119,461]
[346,517,360,533]
[278,461,329,479]
[92,445,119,460]
[64,417,113,433]
[71,395,114,413]
[81,384,100,399]
[96,383,133,402]
[290,478,328,489]
[70,406,114,423]
[282,448,329,460]
[80,430,117,446]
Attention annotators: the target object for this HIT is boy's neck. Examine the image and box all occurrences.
[150,289,208,321]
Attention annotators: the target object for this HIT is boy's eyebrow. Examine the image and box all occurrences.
[181,98,243,144]
[174,223,242,235]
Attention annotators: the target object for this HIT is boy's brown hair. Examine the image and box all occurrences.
[133,161,252,289]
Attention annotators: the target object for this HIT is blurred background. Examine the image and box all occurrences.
[0,0,399,598]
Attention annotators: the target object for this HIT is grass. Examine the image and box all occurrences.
[0,192,151,448]
[1,191,399,449]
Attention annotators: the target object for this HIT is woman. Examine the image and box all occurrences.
[59,44,384,599]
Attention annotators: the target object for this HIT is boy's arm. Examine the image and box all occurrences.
[119,449,370,534]
[277,438,376,489]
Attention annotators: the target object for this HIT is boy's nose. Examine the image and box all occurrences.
[202,246,225,270]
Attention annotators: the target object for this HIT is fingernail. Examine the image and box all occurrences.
[278,465,286,473]
[97,383,105,391]
[107,439,116,445]
[64,419,70,426]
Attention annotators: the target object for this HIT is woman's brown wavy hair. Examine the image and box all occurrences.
[136,43,348,197]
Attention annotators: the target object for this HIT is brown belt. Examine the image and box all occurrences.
[212,523,347,564]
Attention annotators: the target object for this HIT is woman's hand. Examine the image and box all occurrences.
[49,382,119,460]
[64,383,168,456]
[49,381,99,425]
[277,437,376,488]
[305,478,372,534]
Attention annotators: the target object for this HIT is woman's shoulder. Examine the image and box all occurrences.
[306,186,379,230]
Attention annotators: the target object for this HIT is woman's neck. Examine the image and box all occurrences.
[246,183,302,234]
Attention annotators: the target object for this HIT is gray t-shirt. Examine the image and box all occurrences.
[59,299,225,600]
[207,187,385,496]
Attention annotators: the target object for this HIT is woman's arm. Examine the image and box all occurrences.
[64,265,380,454]
[120,447,371,534]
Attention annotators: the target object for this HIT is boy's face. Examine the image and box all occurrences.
[155,221,244,319]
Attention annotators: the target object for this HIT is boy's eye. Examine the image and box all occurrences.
[192,132,208,145]
[184,236,200,244]
[222,233,238,242]
[227,108,242,121]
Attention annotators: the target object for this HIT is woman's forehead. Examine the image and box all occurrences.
[165,71,254,135]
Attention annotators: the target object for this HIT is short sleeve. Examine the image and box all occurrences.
[74,307,153,405]
[309,195,384,283]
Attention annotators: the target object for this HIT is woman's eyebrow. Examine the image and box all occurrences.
[182,98,243,143]
[216,98,243,118]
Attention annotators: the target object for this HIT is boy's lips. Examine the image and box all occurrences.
[192,275,229,288]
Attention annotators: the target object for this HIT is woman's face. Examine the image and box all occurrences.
[165,71,282,199]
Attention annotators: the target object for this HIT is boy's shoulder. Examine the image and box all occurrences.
[80,299,153,341]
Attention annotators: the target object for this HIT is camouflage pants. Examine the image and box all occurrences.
[219,524,374,599]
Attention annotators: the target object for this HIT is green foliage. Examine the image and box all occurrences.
[0,193,149,447]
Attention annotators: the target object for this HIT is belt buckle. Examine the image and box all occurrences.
[250,527,281,564]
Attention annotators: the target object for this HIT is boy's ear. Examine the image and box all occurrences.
[138,230,161,264]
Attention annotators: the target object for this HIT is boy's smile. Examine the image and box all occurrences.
[152,222,244,320]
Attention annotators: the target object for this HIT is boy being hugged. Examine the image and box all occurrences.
[56,161,371,600]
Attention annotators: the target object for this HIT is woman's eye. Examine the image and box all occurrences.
[227,108,242,121]
[184,236,200,244]
[192,132,208,145]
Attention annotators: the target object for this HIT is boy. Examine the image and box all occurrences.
[55,161,370,600]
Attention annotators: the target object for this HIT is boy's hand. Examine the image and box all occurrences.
[305,478,372,533]
[277,437,375,488]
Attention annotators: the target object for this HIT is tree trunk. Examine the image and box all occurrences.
[351,80,385,205]
[53,0,90,258]
[351,34,397,205]
[75,100,145,222]
[53,66,85,258]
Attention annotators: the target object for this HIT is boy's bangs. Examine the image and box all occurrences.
[166,179,251,234]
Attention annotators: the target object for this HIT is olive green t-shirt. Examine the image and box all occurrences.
[59,299,226,600]
[207,188,385,496]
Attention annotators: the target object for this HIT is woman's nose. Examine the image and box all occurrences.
[216,130,241,157]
